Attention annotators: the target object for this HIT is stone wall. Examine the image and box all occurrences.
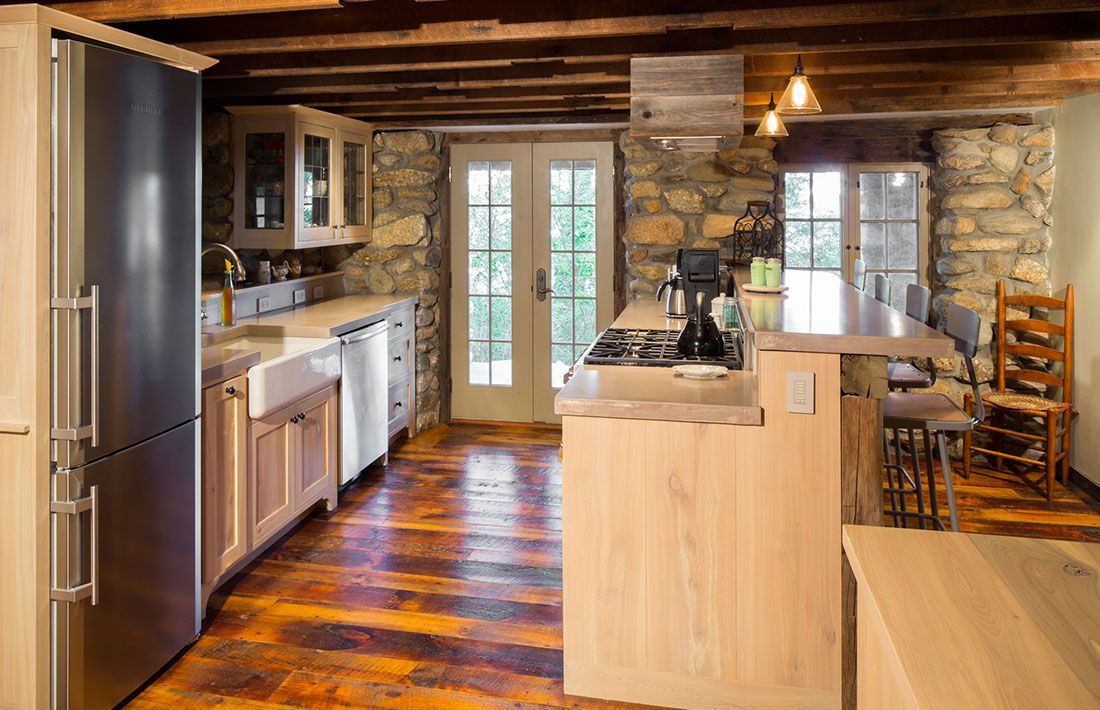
[619,133,778,299]
[930,123,1055,400]
[200,110,446,431]
[328,130,446,432]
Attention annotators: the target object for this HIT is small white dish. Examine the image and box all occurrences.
[672,364,727,380]
[742,283,789,294]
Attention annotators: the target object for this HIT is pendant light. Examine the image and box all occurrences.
[775,55,821,115]
[755,93,788,137]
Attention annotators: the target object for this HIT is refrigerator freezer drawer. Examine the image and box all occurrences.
[52,420,199,710]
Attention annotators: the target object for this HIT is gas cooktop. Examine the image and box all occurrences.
[583,328,743,369]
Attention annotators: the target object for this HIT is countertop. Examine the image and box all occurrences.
[843,525,1100,708]
[555,299,762,425]
[735,269,952,357]
[555,269,953,424]
[200,294,417,386]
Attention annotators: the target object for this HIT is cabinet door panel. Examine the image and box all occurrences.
[232,114,294,249]
[298,122,337,242]
[340,129,372,240]
[202,375,249,582]
[295,387,337,507]
[249,413,294,544]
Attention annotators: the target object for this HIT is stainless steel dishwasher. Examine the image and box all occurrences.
[339,320,389,484]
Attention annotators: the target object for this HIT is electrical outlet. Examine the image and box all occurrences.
[786,371,815,414]
[293,288,307,305]
[256,295,272,313]
[313,285,325,300]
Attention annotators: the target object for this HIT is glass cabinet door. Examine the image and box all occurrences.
[243,131,287,230]
[341,131,371,239]
[299,123,336,240]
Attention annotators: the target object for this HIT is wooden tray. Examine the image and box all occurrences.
[742,283,789,294]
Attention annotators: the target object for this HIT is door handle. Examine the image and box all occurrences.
[536,268,555,302]
[50,284,100,447]
[50,485,99,606]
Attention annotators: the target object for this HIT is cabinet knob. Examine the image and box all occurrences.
[395,321,403,328]
[394,402,403,409]
[393,355,402,362]
[290,412,306,423]
[225,386,237,396]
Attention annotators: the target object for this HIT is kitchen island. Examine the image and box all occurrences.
[555,270,953,710]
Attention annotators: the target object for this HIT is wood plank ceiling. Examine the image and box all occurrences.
[25,0,1100,127]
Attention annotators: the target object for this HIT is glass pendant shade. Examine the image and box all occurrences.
[755,94,788,137]
[775,56,821,115]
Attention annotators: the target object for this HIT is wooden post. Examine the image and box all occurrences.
[840,394,885,710]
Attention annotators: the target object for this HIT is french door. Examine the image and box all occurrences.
[780,163,929,310]
[450,142,614,423]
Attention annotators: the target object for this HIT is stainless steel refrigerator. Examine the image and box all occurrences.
[50,40,201,710]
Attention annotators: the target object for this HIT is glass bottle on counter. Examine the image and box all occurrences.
[221,259,236,327]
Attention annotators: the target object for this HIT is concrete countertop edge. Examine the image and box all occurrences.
[200,294,419,384]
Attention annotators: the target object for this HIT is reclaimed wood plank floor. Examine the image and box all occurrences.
[127,422,1099,708]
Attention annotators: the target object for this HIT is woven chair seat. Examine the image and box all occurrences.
[982,389,1071,413]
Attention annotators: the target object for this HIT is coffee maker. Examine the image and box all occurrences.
[677,248,730,308]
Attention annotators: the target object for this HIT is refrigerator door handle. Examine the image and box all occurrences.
[50,484,99,605]
[51,284,100,446]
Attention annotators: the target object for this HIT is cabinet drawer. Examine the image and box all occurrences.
[387,306,414,341]
[387,377,413,436]
[388,333,413,384]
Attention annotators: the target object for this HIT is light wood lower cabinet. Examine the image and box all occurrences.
[387,304,416,437]
[248,401,296,544]
[293,386,338,506]
[201,375,249,584]
[201,381,338,606]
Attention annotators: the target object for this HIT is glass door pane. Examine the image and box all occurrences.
[858,170,921,309]
[467,161,514,387]
[343,139,368,227]
[548,159,598,388]
[243,132,286,230]
[782,169,843,279]
[301,129,332,231]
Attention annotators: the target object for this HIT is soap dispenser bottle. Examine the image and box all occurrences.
[221,259,237,327]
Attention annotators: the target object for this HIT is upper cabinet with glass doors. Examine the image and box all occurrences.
[227,105,373,249]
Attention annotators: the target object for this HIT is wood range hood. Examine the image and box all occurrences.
[629,54,744,152]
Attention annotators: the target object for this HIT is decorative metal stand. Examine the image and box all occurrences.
[731,200,785,265]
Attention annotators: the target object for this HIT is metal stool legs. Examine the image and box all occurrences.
[936,431,960,532]
[883,427,959,532]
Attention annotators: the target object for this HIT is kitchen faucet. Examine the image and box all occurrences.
[201,242,247,282]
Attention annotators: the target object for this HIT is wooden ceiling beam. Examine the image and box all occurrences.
[48,0,341,23]
[202,60,1100,103]
[198,12,1100,80]
[170,2,1100,56]
[338,91,1063,122]
[202,61,631,96]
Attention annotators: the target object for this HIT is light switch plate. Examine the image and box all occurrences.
[293,288,307,305]
[313,285,325,300]
[787,371,815,414]
[256,295,272,313]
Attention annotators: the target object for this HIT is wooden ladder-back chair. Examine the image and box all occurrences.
[963,280,1075,500]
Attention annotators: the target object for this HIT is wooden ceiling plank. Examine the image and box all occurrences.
[49,0,341,23]
[175,2,1100,56]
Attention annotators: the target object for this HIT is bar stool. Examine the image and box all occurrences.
[870,273,891,304]
[882,303,985,532]
[851,258,867,290]
[887,284,935,391]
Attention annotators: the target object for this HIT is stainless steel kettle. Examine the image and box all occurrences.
[656,266,687,318]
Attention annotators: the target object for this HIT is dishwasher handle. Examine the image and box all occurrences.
[340,320,388,345]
